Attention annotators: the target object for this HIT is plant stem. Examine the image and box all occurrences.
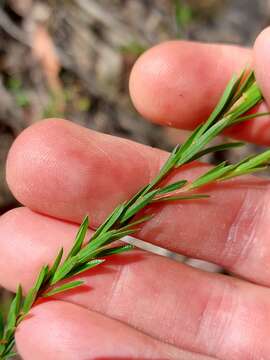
[1,71,270,359]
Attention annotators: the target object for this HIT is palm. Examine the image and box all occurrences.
[1,30,270,359]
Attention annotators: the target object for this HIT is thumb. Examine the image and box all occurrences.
[254,27,270,107]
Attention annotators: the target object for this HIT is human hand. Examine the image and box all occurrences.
[1,28,270,360]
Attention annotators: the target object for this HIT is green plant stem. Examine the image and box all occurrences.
[1,71,270,359]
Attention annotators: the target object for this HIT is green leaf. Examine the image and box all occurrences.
[188,142,245,162]
[145,145,180,190]
[67,259,105,278]
[153,194,209,202]
[175,74,263,168]
[123,185,148,210]
[174,124,204,164]
[111,228,138,240]
[49,247,64,279]
[220,166,267,181]
[67,216,89,259]
[142,144,188,195]
[97,244,134,257]
[2,338,15,357]
[92,203,125,240]
[120,189,159,223]
[218,149,270,181]
[6,285,22,331]
[81,229,137,264]
[231,111,270,125]
[43,280,84,298]
[77,232,113,263]
[50,257,77,285]
[84,229,137,260]
[118,214,155,232]
[157,180,187,195]
[196,73,243,136]
[189,162,234,189]
[236,149,270,172]
[228,82,262,120]
[177,116,232,166]
[230,70,255,103]
[23,265,49,313]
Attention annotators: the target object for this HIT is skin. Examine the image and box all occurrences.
[1,27,270,360]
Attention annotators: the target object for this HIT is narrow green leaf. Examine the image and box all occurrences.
[77,232,113,262]
[188,142,245,162]
[231,111,270,125]
[123,185,148,210]
[92,203,125,240]
[153,194,209,202]
[111,228,138,239]
[238,149,270,170]
[217,149,270,181]
[231,70,255,103]
[50,257,77,285]
[67,259,105,278]
[79,229,137,263]
[6,285,22,331]
[120,189,159,223]
[228,82,262,120]
[145,144,180,189]
[157,180,187,195]
[118,214,155,232]
[97,244,134,257]
[176,124,203,158]
[2,338,15,357]
[196,73,242,136]
[49,247,64,279]
[189,162,233,189]
[67,216,89,259]
[43,280,84,298]
[177,116,232,166]
[23,265,49,313]
[219,166,267,181]
[176,77,263,168]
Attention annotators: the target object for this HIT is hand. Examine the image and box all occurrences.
[1,28,270,360]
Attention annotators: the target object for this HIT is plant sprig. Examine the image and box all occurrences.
[1,70,270,359]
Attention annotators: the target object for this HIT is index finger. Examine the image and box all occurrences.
[129,40,270,146]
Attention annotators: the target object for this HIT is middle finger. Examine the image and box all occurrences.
[6,119,270,286]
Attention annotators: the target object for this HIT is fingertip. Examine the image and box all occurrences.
[129,40,250,129]
[5,118,96,222]
[129,40,207,127]
[6,118,70,206]
[254,27,270,107]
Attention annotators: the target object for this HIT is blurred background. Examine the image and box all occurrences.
[0,0,270,356]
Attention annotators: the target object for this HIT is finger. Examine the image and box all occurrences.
[16,301,205,360]
[254,27,270,107]
[6,120,270,285]
[6,118,163,227]
[129,40,270,145]
[2,209,270,360]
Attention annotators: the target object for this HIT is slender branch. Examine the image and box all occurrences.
[0,70,269,359]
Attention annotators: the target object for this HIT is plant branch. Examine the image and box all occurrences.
[0,70,270,359]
